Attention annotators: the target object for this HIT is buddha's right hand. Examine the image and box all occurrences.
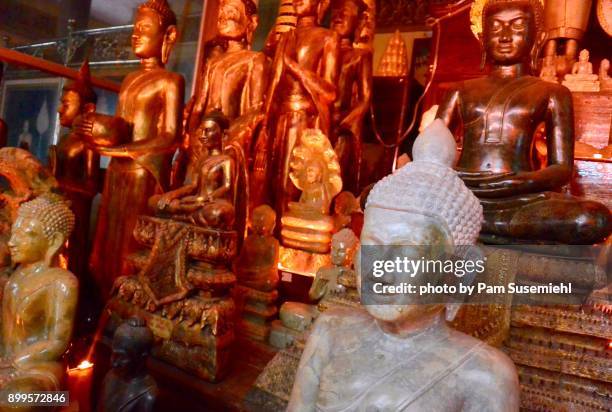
[456,169,515,186]
[156,194,175,211]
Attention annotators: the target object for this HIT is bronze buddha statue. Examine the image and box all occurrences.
[0,195,77,408]
[436,0,611,244]
[75,0,185,298]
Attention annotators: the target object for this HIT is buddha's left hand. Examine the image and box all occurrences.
[470,171,538,198]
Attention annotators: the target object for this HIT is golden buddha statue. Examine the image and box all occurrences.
[562,49,601,92]
[539,55,558,83]
[50,60,99,280]
[600,58,612,91]
[75,0,185,298]
[184,0,268,152]
[437,0,611,244]
[253,0,339,216]
[281,129,342,253]
[0,195,77,406]
[151,111,236,230]
[331,0,372,194]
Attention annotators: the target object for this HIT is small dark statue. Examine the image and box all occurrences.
[98,318,158,412]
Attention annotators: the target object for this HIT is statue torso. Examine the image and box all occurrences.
[455,75,566,173]
[195,154,235,200]
[336,47,369,114]
[99,371,157,412]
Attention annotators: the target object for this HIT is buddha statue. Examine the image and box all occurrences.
[308,228,359,310]
[332,191,361,234]
[252,0,339,215]
[562,49,601,92]
[0,195,77,404]
[600,59,612,91]
[75,0,185,298]
[50,60,99,281]
[281,129,342,253]
[234,204,280,340]
[184,0,268,153]
[98,317,158,412]
[288,121,519,411]
[151,111,236,230]
[539,55,558,83]
[436,0,611,244]
[330,0,372,194]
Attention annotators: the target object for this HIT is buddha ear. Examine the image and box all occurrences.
[44,232,65,267]
[162,25,178,65]
[247,15,259,48]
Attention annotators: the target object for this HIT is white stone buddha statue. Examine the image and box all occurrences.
[288,120,519,411]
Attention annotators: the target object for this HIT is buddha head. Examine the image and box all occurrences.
[251,204,276,236]
[293,0,331,24]
[331,228,358,266]
[58,60,97,128]
[578,49,589,62]
[331,0,366,40]
[111,317,154,378]
[8,194,75,266]
[133,0,178,65]
[191,110,230,157]
[305,159,324,185]
[481,0,544,70]
[218,0,259,46]
[358,120,482,323]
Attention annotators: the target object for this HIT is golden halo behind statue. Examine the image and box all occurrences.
[470,0,545,39]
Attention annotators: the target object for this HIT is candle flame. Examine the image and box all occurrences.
[76,360,94,370]
[608,341,612,349]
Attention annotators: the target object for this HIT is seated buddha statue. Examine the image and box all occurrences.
[280,129,343,253]
[562,49,600,92]
[288,121,519,411]
[437,0,611,244]
[0,195,77,405]
[599,59,612,91]
[150,111,236,230]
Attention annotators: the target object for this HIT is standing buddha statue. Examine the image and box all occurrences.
[0,195,77,404]
[51,60,99,280]
[76,0,184,298]
[330,0,373,194]
[436,0,611,244]
[253,0,339,217]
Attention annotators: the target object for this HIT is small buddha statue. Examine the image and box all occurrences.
[539,55,558,83]
[288,121,519,411]
[332,191,361,235]
[309,228,359,310]
[151,111,236,230]
[0,194,77,401]
[75,0,185,298]
[600,59,612,91]
[234,204,280,340]
[98,317,158,412]
[280,129,343,253]
[437,0,611,244]
[562,49,601,92]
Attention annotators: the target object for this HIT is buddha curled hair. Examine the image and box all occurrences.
[138,0,177,28]
[17,194,75,241]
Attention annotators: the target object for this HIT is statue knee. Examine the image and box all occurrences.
[574,201,612,244]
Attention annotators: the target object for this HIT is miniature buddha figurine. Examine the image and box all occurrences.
[184,0,268,152]
[75,0,184,298]
[151,112,235,230]
[288,121,519,411]
[600,59,612,91]
[234,204,280,340]
[332,191,361,234]
[51,60,99,280]
[437,0,611,244]
[252,0,339,215]
[0,195,77,400]
[562,49,601,92]
[98,317,158,412]
[281,129,342,253]
[331,0,372,193]
[309,228,359,310]
[539,55,558,83]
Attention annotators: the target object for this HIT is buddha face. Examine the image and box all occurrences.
[305,162,323,184]
[111,338,146,378]
[294,0,319,18]
[331,0,360,38]
[132,8,165,59]
[218,0,251,40]
[579,49,589,62]
[8,217,48,264]
[192,118,223,156]
[331,240,349,266]
[358,207,452,323]
[58,90,82,128]
[252,206,275,235]
[483,3,535,65]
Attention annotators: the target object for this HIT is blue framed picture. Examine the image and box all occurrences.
[0,78,62,165]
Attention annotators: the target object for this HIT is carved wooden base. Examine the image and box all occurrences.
[233,285,278,342]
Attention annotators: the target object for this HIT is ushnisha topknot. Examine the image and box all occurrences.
[138,0,177,28]
[366,119,483,246]
[17,194,75,241]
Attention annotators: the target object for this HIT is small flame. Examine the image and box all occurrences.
[608,341,612,349]
[594,153,603,159]
[76,360,94,370]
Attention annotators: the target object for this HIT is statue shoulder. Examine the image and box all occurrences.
[45,268,78,290]
[315,306,372,334]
